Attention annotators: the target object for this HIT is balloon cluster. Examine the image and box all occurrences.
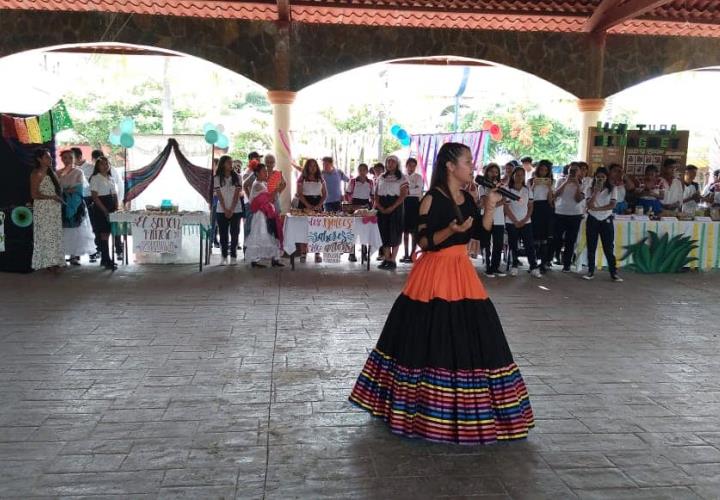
[203,123,230,149]
[108,118,136,148]
[390,124,411,147]
[482,120,503,141]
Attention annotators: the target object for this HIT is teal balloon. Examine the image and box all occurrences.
[11,206,32,228]
[203,122,216,133]
[205,130,219,144]
[120,133,135,148]
[109,133,121,146]
[216,134,229,149]
[401,136,411,146]
[397,129,409,141]
[390,124,401,136]
[120,118,135,134]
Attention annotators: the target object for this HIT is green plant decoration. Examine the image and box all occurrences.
[620,231,698,273]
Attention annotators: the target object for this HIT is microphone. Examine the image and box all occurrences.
[475,175,521,201]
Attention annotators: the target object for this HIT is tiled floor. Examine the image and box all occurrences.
[1,260,719,499]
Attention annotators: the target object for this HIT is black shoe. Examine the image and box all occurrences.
[348,254,357,262]
[378,261,389,269]
[386,261,397,270]
[89,252,98,263]
[251,262,266,268]
[400,256,412,264]
[271,259,285,268]
[376,255,384,261]
[102,261,117,271]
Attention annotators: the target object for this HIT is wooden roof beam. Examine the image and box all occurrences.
[277,0,291,23]
[584,0,674,33]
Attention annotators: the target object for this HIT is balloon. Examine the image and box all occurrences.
[491,129,503,141]
[401,136,411,146]
[216,124,225,134]
[482,120,493,130]
[203,122,216,133]
[120,118,135,134]
[112,126,121,136]
[120,133,135,148]
[11,206,32,227]
[397,129,409,141]
[216,134,229,149]
[490,124,501,136]
[205,130,219,144]
[109,133,121,146]
[390,124,401,136]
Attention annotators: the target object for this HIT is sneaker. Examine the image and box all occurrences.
[530,268,542,278]
[230,257,237,266]
[271,259,285,268]
[220,257,228,266]
[495,270,507,277]
[400,256,412,264]
[510,267,518,277]
[562,266,571,273]
[484,271,496,278]
[251,261,266,268]
[583,272,595,280]
[611,273,624,283]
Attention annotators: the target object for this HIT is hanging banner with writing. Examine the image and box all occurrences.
[307,216,355,254]
[131,213,182,254]
[0,212,5,253]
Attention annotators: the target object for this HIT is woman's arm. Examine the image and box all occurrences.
[30,173,61,202]
[483,191,502,231]
[229,186,241,212]
[573,185,585,203]
[504,201,518,224]
[388,184,409,212]
[319,182,327,208]
[524,199,534,223]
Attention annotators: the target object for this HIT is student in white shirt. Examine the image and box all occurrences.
[92,149,124,258]
[401,158,424,263]
[608,163,634,214]
[345,163,373,263]
[529,159,554,272]
[479,163,507,277]
[584,167,622,282]
[553,162,585,272]
[375,156,409,270]
[214,155,245,265]
[681,165,702,215]
[659,158,683,211]
[88,156,119,270]
[701,169,720,197]
[504,166,541,278]
[296,158,326,263]
[74,147,100,261]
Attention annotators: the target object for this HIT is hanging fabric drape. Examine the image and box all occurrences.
[124,138,212,204]
[410,131,488,187]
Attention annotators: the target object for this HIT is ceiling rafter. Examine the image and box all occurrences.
[584,0,674,33]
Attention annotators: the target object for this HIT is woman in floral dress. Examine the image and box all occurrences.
[30,148,64,272]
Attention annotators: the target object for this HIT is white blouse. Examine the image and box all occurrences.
[586,187,617,221]
[376,174,408,197]
[346,177,373,200]
[214,175,243,214]
[406,172,424,198]
[299,178,324,197]
[89,174,117,197]
[505,186,533,223]
[531,179,552,201]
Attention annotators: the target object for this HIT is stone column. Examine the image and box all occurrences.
[577,98,605,162]
[267,90,297,213]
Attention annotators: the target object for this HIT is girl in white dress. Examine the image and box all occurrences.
[246,164,283,268]
[57,150,96,264]
[30,149,64,272]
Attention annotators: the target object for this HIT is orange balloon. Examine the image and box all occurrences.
[482,120,493,130]
[491,129,503,141]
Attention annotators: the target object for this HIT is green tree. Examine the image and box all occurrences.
[231,118,273,158]
[321,104,401,157]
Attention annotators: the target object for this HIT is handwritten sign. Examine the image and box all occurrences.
[307,216,355,254]
[131,214,182,254]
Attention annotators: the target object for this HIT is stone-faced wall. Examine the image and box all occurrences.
[3,9,720,97]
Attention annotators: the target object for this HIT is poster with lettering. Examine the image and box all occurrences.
[132,214,182,254]
[307,216,355,254]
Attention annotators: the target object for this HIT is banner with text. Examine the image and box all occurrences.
[131,213,182,254]
[307,216,355,254]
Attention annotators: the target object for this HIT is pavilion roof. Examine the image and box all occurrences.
[1,0,719,37]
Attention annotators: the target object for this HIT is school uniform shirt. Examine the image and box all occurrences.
[79,161,95,197]
[682,182,700,214]
[638,180,662,200]
[376,174,409,197]
[110,166,124,203]
[531,178,551,201]
[505,186,533,224]
[214,176,243,214]
[479,185,506,226]
[586,186,617,221]
[660,177,683,207]
[406,172,423,198]
[554,180,585,216]
[297,176,325,197]
[345,177,373,201]
[89,174,117,196]
[613,182,627,204]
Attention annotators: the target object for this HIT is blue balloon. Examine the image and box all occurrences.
[109,133,121,146]
[216,134,229,149]
[203,122,216,133]
[120,118,135,134]
[401,136,411,146]
[397,129,409,141]
[390,124,401,136]
[120,133,134,148]
[205,130,219,144]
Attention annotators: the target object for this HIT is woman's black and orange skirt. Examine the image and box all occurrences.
[349,244,534,444]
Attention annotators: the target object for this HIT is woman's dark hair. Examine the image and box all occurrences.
[484,162,500,180]
[608,163,622,172]
[383,156,402,180]
[215,155,239,186]
[685,164,698,172]
[33,148,61,196]
[534,160,553,179]
[509,166,526,190]
[357,163,369,173]
[406,157,418,166]
[90,156,112,181]
[302,158,321,181]
[644,164,658,175]
[592,166,613,193]
[430,142,471,193]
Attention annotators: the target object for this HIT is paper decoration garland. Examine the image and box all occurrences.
[38,112,52,142]
[0,100,73,144]
[1,115,17,140]
[51,100,73,133]
[26,117,42,143]
[14,118,29,143]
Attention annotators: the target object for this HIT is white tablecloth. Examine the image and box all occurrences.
[282,215,383,255]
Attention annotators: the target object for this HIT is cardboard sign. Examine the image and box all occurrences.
[131,214,182,254]
[306,216,355,254]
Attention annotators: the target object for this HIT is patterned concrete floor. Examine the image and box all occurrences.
[0,260,719,499]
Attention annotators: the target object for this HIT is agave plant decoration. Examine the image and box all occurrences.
[620,231,698,273]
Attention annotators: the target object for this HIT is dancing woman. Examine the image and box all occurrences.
[349,142,534,445]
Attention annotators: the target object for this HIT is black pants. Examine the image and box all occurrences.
[586,214,617,274]
[217,212,242,258]
[484,225,505,273]
[553,214,582,269]
[506,223,537,270]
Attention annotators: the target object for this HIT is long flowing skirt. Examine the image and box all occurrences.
[244,210,281,262]
[32,200,64,270]
[349,244,534,444]
[63,216,96,256]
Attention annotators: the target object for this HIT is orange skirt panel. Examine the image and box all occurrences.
[402,245,488,303]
